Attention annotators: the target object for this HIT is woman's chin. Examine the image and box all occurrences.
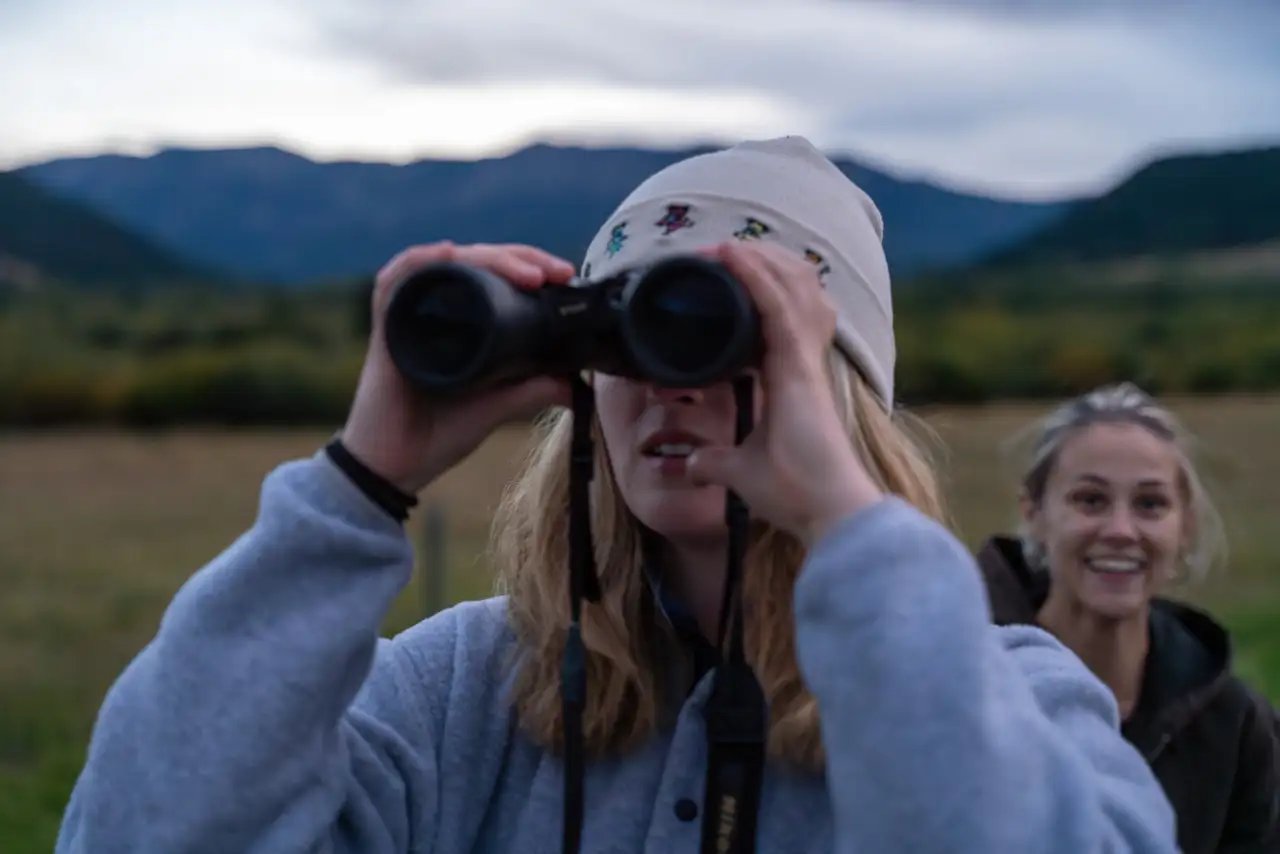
[1080,589,1150,621]
[634,494,729,542]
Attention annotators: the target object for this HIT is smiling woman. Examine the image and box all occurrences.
[978,382,1280,854]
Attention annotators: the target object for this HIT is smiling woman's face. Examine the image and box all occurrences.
[1024,421,1190,620]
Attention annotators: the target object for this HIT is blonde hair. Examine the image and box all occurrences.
[489,350,948,773]
[1008,381,1226,584]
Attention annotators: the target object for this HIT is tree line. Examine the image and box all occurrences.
[2,272,1278,427]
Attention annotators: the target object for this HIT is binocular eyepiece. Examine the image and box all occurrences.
[383,254,763,394]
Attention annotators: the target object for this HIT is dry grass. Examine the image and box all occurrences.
[0,427,535,691]
[1062,240,1280,287]
[924,394,1280,600]
[3,394,1280,851]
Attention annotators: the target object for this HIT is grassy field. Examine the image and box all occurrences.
[3,395,1280,850]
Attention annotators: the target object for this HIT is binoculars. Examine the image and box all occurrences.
[383,254,763,394]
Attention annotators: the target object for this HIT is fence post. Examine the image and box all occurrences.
[422,501,447,618]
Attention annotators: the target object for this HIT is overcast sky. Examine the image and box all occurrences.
[1,0,1276,199]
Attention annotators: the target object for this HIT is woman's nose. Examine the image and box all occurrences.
[645,384,704,406]
[1100,507,1140,541]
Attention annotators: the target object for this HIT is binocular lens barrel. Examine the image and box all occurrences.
[621,258,758,385]
[383,255,760,394]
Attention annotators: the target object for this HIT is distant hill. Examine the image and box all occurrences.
[983,146,1280,268]
[17,143,1068,286]
[0,169,207,289]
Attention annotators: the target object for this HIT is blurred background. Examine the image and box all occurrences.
[2,1,1279,850]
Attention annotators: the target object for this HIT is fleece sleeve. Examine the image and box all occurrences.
[54,454,451,854]
[794,497,1179,854]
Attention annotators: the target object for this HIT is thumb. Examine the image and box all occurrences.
[468,376,573,429]
[687,445,749,492]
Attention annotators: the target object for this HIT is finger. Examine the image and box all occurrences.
[451,244,549,289]
[754,243,820,303]
[755,244,838,357]
[499,244,578,284]
[374,242,458,314]
[715,242,795,348]
[465,376,573,432]
[377,241,456,284]
[502,375,574,419]
[686,444,750,494]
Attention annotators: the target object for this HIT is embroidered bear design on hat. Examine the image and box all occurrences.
[655,204,695,235]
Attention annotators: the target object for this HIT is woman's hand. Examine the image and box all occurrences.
[686,240,884,546]
[341,241,575,495]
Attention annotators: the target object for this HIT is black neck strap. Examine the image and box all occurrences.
[560,375,766,854]
[562,375,601,854]
[698,377,766,854]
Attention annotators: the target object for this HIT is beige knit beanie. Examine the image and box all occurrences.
[579,135,895,409]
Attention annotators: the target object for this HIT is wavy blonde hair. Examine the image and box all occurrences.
[489,350,949,773]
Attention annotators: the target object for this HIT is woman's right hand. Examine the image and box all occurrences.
[339,241,576,495]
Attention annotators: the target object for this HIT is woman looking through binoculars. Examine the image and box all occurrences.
[55,137,1179,853]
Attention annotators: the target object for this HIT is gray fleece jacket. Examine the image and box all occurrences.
[55,452,1178,853]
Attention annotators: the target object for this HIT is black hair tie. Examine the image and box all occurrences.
[324,437,419,522]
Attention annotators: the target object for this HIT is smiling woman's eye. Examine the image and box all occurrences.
[1070,489,1107,511]
[1135,493,1171,514]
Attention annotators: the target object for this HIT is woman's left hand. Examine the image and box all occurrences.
[686,240,885,546]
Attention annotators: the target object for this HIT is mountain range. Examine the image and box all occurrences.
[4,141,1279,289]
[12,143,1068,286]
[0,170,205,289]
[986,146,1280,268]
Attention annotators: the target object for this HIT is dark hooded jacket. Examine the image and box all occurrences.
[977,535,1280,854]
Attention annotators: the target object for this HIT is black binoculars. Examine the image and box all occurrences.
[382,254,763,394]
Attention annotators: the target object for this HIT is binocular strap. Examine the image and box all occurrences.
[699,657,768,854]
[560,375,766,854]
[699,377,767,854]
[562,376,601,854]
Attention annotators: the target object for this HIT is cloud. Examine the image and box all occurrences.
[0,0,1276,199]
[0,0,395,159]
[314,0,1279,94]
[0,0,801,162]
[318,0,1048,91]
[886,0,1271,20]
[309,0,1280,196]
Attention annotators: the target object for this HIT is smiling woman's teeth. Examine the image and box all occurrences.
[1087,558,1142,574]
[650,443,695,458]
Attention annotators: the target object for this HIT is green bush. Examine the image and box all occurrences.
[0,368,107,426]
[116,346,360,427]
[4,273,1280,426]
